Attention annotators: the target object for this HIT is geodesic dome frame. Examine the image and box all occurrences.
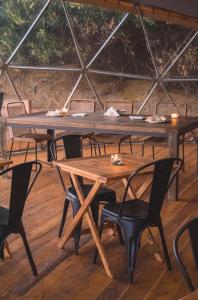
[0,0,198,112]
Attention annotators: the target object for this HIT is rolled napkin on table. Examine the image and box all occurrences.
[72,113,87,117]
[129,115,145,120]
[104,107,120,117]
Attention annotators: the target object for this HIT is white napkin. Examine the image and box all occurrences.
[46,110,61,117]
[72,113,87,117]
[129,115,144,120]
[104,107,120,117]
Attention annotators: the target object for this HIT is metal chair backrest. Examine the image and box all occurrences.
[173,217,198,292]
[0,161,42,232]
[120,158,182,221]
[5,101,32,138]
[154,102,187,116]
[0,92,5,112]
[50,134,83,190]
[68,99,95,113]
[105,100,133,114]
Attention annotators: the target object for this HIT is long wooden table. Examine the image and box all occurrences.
[54,154,159,278]
[5,111,198,199]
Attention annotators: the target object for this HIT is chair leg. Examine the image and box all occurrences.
[8,139,14,160]
[0,238,5,260]
[116,224,124,245]
[129,138,133,155]
[90,201,100,227]
[97,144,101,156]
[152,146,155,159]
[20,224,37,276]
[118,142,121,153]
[90,141,93,157]
[157,219,172,270]
[93,142,97,156]
[142,143,145,157]
[58,198,70,238]
[103,144,107,156]
[24,142,30,162]
[126,233,140,283]
[71,200,82,255]
[182,142,185,172]
[93,215,105,264]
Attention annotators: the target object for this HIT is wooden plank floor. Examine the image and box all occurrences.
[1,141,198,300]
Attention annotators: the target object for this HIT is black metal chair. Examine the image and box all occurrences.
[0,161,42,276]
[0,92,5,111]
[94,157,182,283]
[173,217,198,292]
[4,101,52,165]
[142,102,187,161]
[50,134,117,254]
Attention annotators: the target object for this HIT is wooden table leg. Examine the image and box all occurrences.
[58,180,102,248]
[168,132,179,200]
[61,174,113,278]
[4,240,12,258]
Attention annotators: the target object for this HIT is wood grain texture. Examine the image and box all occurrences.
[6,112,198,136]
[55,154,152,184]
[0,143,198,300]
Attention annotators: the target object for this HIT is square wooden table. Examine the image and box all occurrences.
[54,154,153,278]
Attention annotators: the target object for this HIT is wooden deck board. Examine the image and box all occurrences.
[0,143,198,300]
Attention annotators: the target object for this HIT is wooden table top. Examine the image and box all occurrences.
[54,154,151,184]
[6,112,198,137]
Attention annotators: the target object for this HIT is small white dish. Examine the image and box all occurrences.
[129,115,145,120]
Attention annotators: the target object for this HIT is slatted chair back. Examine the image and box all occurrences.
[173,217,198,292]
[4,101,32,139]
[68,99,95,113]
[0,161,42,232]
[104,100,133,114]
[154,102,187,116]
[120,158,182,221]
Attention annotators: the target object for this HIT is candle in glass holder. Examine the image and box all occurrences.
[171,113,179,119]
[111,154,123,165]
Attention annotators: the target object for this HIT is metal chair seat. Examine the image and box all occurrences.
[0,206,9,226]
[19,132,52,143]
[67,184,116,204]
[103,199,149,221]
